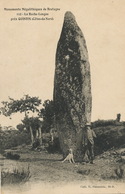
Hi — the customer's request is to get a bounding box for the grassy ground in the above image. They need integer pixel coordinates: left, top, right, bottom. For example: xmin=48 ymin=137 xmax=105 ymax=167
xmin=1 ymin=123 xmax=125 ymax=193
xmin=1 ymin=145 xmax=125 ymax=183
xmin=0 ymin=145 xmax=125 ymax=194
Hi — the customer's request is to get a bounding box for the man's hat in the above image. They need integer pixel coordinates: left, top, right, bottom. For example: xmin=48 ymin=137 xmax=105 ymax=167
xmin=85 ymin=122 xmax=91 ymax=127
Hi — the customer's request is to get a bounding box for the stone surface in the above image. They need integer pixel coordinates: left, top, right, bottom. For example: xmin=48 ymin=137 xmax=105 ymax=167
xmin=53 ymin=11 xmax=92 ymax=161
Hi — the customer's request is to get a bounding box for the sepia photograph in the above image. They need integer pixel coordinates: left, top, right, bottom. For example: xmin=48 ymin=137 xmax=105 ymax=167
xmin=0 ymin=0 xmax=125 ymax=193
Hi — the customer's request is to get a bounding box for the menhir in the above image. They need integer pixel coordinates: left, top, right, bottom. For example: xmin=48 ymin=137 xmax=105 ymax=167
xmin=53 ymin=11 xmax=92 ymax=162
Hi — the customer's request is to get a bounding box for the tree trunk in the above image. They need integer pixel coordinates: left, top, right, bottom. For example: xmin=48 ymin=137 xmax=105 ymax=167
xmin=30 ymin=126 xmax=34 ymax=146
xmin=36 ymin=129 xmax=39 ymax=138
xmin=38 ymin=127 xmax=42 ymax=145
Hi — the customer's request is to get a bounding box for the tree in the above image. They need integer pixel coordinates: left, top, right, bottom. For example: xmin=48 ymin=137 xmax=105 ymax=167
xmin=0 ymin=95 xmax=41 ymax=117
xmin=22 ymin=116 xmax=43 ymax=145
xmin=0 ymin=95 xmax=42 ymax=145
xmin=39 ymin=100 xmax=55 ymax=133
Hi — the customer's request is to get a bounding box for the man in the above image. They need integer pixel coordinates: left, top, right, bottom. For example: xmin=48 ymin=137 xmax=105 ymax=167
xmin=83 ymin=123 xmax=96 ymax=164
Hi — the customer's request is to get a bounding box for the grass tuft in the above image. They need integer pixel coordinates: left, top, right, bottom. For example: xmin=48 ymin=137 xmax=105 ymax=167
xmin=1 ymin=166 xmax=30 ymax=185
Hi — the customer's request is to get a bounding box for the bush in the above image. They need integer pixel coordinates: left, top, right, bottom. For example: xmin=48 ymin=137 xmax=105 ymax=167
xmin=32 ymin=138 xmax=40 ymax=149
xmin=4 ymin=152 xmax=20 ymax=160
xmin=92 ymin=119 xmax=116 ymax=128
xmin=0 ymin=129 xmax=31 ymax=153
xmin=94 ymin=125 xmax=125 ymax=155
xmin=46 ymin=137 xmax=61 ymax=153
xmin=101 ymin=166 xmax=124 ymax=180
xmin=1 ymin=166 xmax=30 ymax=185
xmin=114 ymin=166 xmax=124 ymax=179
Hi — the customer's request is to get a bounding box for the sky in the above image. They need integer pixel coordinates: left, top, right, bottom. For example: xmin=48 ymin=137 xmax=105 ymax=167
xmin=0 ymin=0 xmax=125 ymax=127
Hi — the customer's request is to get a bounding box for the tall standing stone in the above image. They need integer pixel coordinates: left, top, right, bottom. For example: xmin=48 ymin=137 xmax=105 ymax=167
xmin=53 ymin=12 xmax=92 ymax=161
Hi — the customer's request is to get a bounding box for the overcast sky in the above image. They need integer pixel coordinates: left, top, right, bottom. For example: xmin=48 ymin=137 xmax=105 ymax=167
xmin=0 ymin=0 xmax=125 ymax=127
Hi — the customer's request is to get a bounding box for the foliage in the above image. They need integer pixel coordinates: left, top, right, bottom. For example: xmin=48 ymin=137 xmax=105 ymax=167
xmin=16 ymin=123 xmax=25 ymax=132
xmin=39 ymin=100 xmax=55 ymax=132
xmin=114 ymin=165 xmax=124 ymax=179
xmin=4 ymin=152 xmax=20 ymax=160
xmin=46 ymin=137 xmax=61 ymax=153
xmin=0 ymin=95 xmax=42 ymax=144
xmin=1 ymin=166 xmax=30 ymax=185
xmin=0 ymin=95 xmax=41 ymax=117
xmin=0 ymin=96 xmax=55 ymax=134
xmin=94 ymin=125 xmax=125 ymax=155
xmin=0 ymin=129 xmax=30 ymax=153
xmin=101 ymin=165 xmax=124 ymax=180
xmin=92 ymin=119 xmax=116 ymax=128
xmin=32 ymin=138 xmax=40 ymax=149
xmin=21 ymin=116 xmax=42 ymax=133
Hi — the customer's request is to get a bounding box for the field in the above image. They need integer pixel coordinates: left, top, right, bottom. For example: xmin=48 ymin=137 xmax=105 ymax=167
xmin=1 ymin=144 xmax=125 ymax=194
xmin=0 ymin=122 xmax=125 ymax=194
